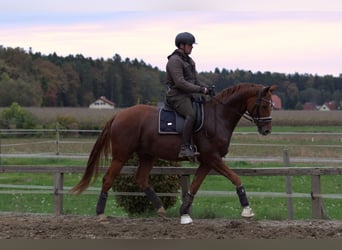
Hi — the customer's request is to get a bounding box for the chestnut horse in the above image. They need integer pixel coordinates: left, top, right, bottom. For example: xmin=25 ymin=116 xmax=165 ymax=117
xmin=71 ymin=83 xmax=277 ymax=224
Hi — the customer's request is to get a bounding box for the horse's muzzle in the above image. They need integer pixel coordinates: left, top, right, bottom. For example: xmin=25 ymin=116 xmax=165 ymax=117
xmin=255 ymin=117 xmax=272 ymax=136
xmin=258 ymin=127 xmax=271 ymax=135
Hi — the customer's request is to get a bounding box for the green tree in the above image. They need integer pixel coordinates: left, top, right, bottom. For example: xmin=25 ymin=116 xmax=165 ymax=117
xmin=105 ymin=62 xmax=123 ymax=106
xmin=60 ymin=63 xmax=80 ymax=106
xmin=282 ymin=81 xmax=300 ymax=109
xmin=0 ymin=78 xmax=42 ymax=106
xmin=299 ymin=87 xmax=322 ymax=104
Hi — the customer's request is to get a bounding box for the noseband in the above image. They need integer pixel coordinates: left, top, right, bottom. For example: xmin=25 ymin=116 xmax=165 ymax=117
xmin=243 ymin=87 xmax=273 ymax=125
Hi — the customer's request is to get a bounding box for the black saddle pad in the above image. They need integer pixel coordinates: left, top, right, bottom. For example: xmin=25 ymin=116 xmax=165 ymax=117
xmin=158 ymin=102 xmax=204 ymax=134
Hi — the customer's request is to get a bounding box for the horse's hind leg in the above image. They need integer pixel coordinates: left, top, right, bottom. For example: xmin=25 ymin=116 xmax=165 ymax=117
xmin=179 ymin=164 xmax=211 ymax=224
xmin=134 ymin=156 xmax=165 ymax=217
xmin=96 ymin=159 xmax=125 ymax=217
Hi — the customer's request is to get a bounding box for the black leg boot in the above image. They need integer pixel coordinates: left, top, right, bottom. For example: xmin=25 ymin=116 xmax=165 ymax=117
xmin=179 ymin=192 xmax=195 ymax=224
xmin=178 ymin=116 xmax=196 ymax=158
xmin=236 ymin=185 xmax=255 ymax=218
xmin=96 ymin=191 xmax=108 ymax=215
xmin=143 ymin=186 xmax=166 ymax=217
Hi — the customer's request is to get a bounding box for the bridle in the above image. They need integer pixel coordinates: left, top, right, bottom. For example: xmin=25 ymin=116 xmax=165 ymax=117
xmin=242 ymin=87 xmax=273 ymax=126
xmin=211 ymin=85 xmax=274 ymax=127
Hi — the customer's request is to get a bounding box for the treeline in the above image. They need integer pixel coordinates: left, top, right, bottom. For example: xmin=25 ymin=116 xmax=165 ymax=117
xmin=0 ymin=46 xmax=164 ymax=108
xmin=1 ymin=46 xmax=341 ymax=110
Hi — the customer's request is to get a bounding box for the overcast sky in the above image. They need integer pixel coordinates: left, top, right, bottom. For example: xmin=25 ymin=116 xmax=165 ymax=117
xmin=1 ymin=0 xmax=342 ymax=76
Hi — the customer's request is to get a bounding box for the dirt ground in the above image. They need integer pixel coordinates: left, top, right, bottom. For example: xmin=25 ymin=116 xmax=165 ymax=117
xmin=0 ymin=214 xmax=342 ymax=239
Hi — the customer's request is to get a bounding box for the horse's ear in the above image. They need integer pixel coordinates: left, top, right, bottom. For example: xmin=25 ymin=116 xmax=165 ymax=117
xmin=269 ymin=85 xmax=278 ymax=93
xmin=263 ymin=85 xmax=277 ymax=94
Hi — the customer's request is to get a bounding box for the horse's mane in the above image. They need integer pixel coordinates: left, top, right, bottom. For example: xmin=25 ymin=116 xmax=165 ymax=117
xmin=215 ymin=83 xmax=263 ymax=104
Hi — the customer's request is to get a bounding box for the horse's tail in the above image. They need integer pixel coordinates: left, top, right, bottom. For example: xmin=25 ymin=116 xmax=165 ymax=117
xmin=70 ymin=115 xmax=115 ymax=195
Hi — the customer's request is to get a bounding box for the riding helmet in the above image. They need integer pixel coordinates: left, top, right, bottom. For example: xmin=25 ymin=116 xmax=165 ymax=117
xmin=175 ymin=32 xmax=196 ymax=47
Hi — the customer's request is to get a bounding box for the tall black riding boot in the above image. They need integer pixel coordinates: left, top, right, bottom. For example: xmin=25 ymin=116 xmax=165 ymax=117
xmin=178 ymin=116 xmax=196 ymax=158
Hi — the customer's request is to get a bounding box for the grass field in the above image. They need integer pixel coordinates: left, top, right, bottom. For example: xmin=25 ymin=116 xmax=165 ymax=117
xmin=0 ymin=109 xmax=342 ymax=220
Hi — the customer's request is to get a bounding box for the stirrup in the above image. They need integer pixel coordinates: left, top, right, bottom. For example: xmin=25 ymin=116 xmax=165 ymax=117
xmin=178 ymin=150 xmax=194 ymax=158
xmin=178 ymin=144 xmax=194 ymax=158
xmin=190 ymin=145 xmax=200 ymax=156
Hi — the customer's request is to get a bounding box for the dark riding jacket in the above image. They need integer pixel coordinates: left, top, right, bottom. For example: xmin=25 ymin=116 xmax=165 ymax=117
xmin=165 ymin=49 xmax=206 ymax=98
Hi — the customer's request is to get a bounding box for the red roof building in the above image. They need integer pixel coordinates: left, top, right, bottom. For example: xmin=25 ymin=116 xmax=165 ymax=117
xmin=89 ymin=96 xmax=115 ymax=109
xmin=271 ymin=95 xmax=282 ymax=110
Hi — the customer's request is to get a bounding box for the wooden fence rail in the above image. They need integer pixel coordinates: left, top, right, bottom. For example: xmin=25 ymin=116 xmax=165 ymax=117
xmin=1 ymin=165 xmax=342 ymax=219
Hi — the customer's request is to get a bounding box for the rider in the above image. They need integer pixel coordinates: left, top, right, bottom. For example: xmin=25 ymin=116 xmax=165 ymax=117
xmin=165 ymin=32 xmax=209 ymax=158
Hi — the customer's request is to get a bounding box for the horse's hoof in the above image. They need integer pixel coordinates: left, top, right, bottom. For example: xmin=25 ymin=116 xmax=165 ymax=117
xmin=180 ymin=214 xmax=193 ymax=225
xmin=157 ymin=207 xmax=166 ymax=218
xmin=157 ymin=207 xmax=172 ymax=221
xmin=97 ymin=214 xmax=109 ymax=224
xmin=241 ymin=206 xmax=255 ymax=218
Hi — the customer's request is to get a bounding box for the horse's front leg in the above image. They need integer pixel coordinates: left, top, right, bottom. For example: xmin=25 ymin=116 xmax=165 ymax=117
xmin=213 ymin=162 xmax=255 ymax=219
xmin=179 ymin=164 xmax=211 ymax=224
xmin=236 ymin=185 xmax=255 ymax=218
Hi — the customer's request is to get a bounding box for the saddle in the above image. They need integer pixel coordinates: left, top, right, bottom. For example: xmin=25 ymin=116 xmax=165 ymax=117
xmin=158 ymin=100 xmax=204 ymax=134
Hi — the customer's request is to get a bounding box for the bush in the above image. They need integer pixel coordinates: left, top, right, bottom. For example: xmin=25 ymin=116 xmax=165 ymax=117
xmin=0 ymin=102 xmax=39 ymax=129
xmin=112 ymin=156 xmax=181 ymax=215
xmin=56 ymin=115 xmax=78 ymax=130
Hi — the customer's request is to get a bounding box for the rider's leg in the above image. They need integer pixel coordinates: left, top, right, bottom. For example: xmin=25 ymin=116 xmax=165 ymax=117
xmin=178 ymin=115 xmax=196 ymax=158
xmin=176 ymin=98 xmax=197 ymax=158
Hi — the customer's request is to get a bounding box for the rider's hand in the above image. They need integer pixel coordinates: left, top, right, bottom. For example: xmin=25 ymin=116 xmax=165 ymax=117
xmin=200 ymin=87 xmax=209 ymax=95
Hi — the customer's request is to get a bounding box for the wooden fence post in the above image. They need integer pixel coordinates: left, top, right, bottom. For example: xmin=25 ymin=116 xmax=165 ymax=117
xmin=311 ymin=175 xmax=326 ymax=219
xmin=55 ymin=124 xmax=60 ymax=155
xmin=0 ymin=136 xmax=2 ymax=169
xmin=54 ymin=172 xmax=64 ymax=215
xmin=283 ymin=148 xmax=294 ymax=220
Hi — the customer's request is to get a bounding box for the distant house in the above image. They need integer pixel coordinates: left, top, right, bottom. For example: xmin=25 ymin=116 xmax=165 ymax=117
xmin=319 ymin=101 xmax=336 ymax=111
xmin=319 ymin=104 xmax=330 ymax=111
xmin=271 ymin=95 xmax=282 ymax=110
xmin=303 ymin=102 xmax=317 ymax=110
xmin=303 ymin=101 xmax=336 ymax=111
xmin=89 ymin=96 xmax=115 ymax=109
xmin=324 ymin=101 xmax=336 ymax=110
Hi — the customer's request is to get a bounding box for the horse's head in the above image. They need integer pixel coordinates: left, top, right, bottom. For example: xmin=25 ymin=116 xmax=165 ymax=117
xmin=245 ymin=85 xmax=277 ymax=135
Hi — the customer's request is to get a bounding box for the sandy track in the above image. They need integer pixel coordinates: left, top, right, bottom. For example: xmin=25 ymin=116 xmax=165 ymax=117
xmin=1 ymin=214 xmax=342 ymax=239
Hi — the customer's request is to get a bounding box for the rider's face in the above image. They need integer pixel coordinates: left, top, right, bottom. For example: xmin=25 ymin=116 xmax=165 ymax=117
xmin=184 ymin=44 xmax=193 ymax=55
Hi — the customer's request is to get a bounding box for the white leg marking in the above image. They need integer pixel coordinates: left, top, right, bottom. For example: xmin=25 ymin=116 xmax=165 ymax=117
xmin=241 ymin=206 xmax=255 ymax=218
xmin=180 ymin=214 xmax=193 ymax=225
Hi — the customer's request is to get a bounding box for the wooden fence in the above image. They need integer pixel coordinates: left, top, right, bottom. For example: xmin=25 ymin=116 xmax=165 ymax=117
xmin=1 ymin=164 xmax=341 ymax=219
